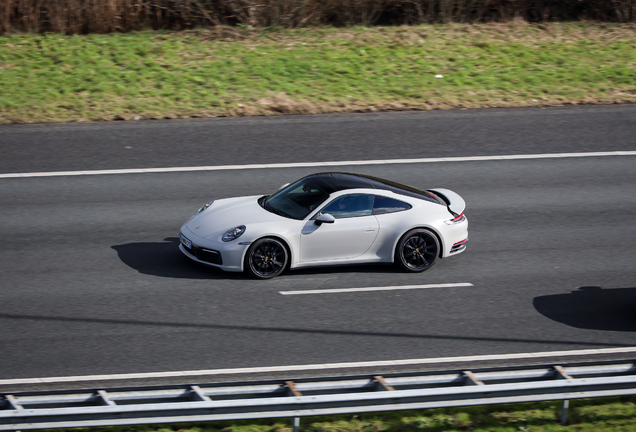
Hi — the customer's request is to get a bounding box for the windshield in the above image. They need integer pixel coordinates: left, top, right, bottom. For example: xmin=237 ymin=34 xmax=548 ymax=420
xmin=263 ymin=177 xmax=330 ymax=220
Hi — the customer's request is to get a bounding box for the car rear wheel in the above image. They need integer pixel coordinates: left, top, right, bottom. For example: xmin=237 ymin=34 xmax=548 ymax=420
xmin=395 ymin=228 xmax=439 ymax=272
xmin=245 ymin=238 xmax=288 ymax=279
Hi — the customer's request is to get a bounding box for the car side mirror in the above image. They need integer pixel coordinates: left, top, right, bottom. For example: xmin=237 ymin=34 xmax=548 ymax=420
xmin=315 ymin=213 xmax=335 ymax=225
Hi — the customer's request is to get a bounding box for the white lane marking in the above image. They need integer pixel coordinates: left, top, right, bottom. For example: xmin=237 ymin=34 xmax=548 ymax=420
xmin=2 ymin=151 xmax=636 ymax=179
xmin=279 ymin=282 xmax=473 ymax=295
xmin=1 ymin=347 xmax=635 ymax=385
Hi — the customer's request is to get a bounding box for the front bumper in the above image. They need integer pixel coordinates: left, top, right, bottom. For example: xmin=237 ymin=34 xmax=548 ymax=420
xmin=179 ymin=228 xmax=247 ymax=272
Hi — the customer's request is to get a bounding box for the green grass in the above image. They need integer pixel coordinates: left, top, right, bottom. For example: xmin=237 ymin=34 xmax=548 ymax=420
xmin=42 ymin=397 xmax=636 ymax=432
xmin=1 ymin=22 xmax=636 ymax=124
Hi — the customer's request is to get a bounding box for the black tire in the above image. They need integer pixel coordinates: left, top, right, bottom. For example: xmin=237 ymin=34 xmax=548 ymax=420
xmin=244 ymin=238 xmax=288 ymax=279
xmin=395 ymin=228 xmax=439 ymax=272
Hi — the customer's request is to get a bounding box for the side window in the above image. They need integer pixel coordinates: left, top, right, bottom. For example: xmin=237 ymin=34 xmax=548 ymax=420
xmin=320 ymin=194 xmax=374 ymax=219
xmin=373 ymin=196 xmax=412 ymax=215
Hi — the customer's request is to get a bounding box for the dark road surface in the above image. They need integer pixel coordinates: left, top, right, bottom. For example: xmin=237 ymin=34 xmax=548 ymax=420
xmin=1 ymin=105 xmax=635 ymax=391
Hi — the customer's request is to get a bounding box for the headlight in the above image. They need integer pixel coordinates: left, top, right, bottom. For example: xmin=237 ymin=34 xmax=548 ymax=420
xmin=197 ymin=201 xmax=214 ymax=214
xmin=222 ymin=225 xmax=246 ymax=242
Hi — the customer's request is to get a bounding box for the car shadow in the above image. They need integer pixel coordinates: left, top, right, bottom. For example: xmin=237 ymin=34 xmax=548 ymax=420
xmin=112 ymin=237 xmax=402 ymax=280
xmin=111 ymin=237 xmax=247 ymax=280
xmin=533 ymin=286 xmax=636 ymax=332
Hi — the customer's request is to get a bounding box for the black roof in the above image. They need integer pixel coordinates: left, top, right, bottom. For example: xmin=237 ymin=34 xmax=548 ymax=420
xmin=302 ymin=173 xmax=440 ymax=204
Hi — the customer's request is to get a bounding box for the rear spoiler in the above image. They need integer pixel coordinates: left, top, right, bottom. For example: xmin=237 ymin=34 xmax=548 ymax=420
xmin=426 ymin=188 xmax=466 ymax=216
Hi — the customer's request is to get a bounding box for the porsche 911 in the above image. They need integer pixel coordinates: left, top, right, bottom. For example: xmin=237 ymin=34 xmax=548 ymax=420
xmin=179 ymin=172 xmax=467 ymax=279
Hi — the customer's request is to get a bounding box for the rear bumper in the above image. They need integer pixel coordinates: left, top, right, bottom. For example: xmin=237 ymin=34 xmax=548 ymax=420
xmin=440 ymin=216 xmax=468 ymax=257
xmin=449 ymin=238 xmax=468 ymax=255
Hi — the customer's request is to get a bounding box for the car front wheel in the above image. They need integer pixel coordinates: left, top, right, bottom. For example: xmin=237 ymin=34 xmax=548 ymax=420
xmin=245 ymin=238 xmax=288 ymax=279
xmin=395 ymin=228 xmax=439 ymax=272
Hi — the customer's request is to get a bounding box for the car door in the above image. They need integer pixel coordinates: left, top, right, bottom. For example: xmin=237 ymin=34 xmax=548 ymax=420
xmin=300 ymin=194 xmax=379 ymax=262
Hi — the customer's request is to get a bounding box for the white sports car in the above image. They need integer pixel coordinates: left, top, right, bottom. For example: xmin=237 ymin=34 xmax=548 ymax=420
xmin=179 ymin=173 xmax=468 ymax=279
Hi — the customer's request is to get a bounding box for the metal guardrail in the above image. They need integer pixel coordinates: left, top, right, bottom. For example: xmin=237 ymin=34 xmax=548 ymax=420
xmin=1 ymin=360 xmax=635 ymax=431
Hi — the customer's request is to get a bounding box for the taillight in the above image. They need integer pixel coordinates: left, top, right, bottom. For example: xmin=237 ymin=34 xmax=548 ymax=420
xmin=445 ymin=212 xmax=466 ymax=225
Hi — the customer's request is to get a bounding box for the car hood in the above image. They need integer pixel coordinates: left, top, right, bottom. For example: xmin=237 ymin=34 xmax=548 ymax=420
xmin=184 ymin=195 xmax=282 ymax=239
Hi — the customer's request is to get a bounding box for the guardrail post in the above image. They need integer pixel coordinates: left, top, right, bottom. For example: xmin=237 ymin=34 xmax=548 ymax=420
xmin=286 ymin=381 xmax=302 ymax=432
xmin=560 ymin=400 xmax=569 ymax=426
xmin=554 ymin=365 xmax=573 ymax=425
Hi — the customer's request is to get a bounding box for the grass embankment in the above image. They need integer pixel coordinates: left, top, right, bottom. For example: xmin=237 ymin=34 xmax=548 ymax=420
xmin=50 ymin=397 xmax=636 ymax=432
xmin=0 ymin=22 xmax=635 ymax=124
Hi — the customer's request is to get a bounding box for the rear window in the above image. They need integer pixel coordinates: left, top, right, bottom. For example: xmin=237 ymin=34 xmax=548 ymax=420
xmin=373 ymin=197 xmax=412 ymax=215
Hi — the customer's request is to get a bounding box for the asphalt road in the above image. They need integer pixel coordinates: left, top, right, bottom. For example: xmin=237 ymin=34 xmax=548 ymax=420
xmin=1 ymin=105 xmax=635 ymax=391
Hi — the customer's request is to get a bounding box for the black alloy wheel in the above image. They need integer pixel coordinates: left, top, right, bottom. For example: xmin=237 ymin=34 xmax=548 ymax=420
xmin=396 ymin=228 xmax=439 ymax=272
xmin=245 ymin=238 xmax=288 ymax=279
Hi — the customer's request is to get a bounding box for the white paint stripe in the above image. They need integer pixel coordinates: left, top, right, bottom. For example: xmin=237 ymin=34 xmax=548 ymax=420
xmin=279 ymin=282 xmax=473 ymax=295
xmin=2 ymin=151 xmax=636 ymax=179
xmin=2 ymin=347 xmax=635 ymax=385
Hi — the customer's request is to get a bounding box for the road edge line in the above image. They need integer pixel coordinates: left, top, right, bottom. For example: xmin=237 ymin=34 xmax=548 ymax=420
xmin=2 ymin=347 xmax=636 ymax=385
